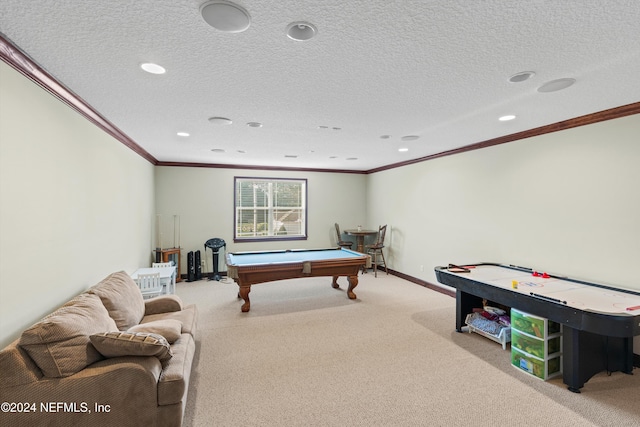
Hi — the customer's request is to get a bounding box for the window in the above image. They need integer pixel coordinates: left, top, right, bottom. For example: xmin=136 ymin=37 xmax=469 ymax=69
xmin=234 ymin=177 xmax=307 ymax=242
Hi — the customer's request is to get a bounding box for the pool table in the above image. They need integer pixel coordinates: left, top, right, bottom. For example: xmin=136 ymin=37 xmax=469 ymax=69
xmin=226 ymin=247 xmax=370 ymax=312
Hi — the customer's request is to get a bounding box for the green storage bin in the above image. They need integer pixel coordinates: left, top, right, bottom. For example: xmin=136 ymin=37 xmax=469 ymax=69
xmin=511 ymin=308 xmax=560 ymax=338
xmin=511 ymin=347 xmax=562 ymax=380
xmin=511 ymin=329 xmax=561 ymax=358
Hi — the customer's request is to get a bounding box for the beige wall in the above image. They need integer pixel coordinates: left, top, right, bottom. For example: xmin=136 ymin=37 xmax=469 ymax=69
xmin=154 ymin=166 xmax=368 ymax=272
xmin=2 ymin=57 xmax=639 ymax=354
xmin=366 ymin=114 xmax=640 ymax=353
xmin=367 ymin=114 xmax=640 ymax=291
xmin=0 ymin=63 xmax=155 ymax=348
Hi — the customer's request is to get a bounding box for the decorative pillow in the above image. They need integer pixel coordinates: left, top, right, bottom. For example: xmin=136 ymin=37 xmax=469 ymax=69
xmin=128 ymin=319 xmax=182 ymax=344
xmin=90 ymin=331 xmax=172 ymax=362
xmin=88 ymin=271 xmax=145 ymax=330
xmin=19 ymin=293 xmax=118 ymax=377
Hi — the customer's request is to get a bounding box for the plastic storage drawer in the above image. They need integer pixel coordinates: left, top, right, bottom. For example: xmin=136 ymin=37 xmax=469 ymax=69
xmin=511 ymin=347 xmax=562 ymax=380
xmin=511 ymin=308 xmax=560 ymax=338
xmin=511 ymin=329 xmax=561 ymax=359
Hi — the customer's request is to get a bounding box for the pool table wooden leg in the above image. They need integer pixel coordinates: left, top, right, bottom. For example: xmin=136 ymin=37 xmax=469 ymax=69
xmin=347 ymin=275 xmax=358 ymax=299
xmin=238 ymin=285 xmax=251 ymax=312
xmin=331 ymin=276 xmax=340 ymax=289
xmin=331 ymin=276 xmax=358 ymax=299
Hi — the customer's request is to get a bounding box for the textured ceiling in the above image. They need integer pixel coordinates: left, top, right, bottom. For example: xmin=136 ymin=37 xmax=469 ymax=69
xmin=1 ymin=1 xmax=639 ymax=171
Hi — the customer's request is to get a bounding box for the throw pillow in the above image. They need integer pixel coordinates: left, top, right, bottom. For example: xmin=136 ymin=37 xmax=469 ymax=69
xmin=19 ymin=293 xmax=118 ymax=377
xmin=128 ymin=319 xmax=182 ymax=344
xmin=90 ymin=331 xmax=172 ymax=362
xmin=88 ymin=271 xmax=145 ymax=330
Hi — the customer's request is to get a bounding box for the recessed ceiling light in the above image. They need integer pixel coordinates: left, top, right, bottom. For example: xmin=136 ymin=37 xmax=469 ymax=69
xmin=499 ymin=115 xmax=516 ymax=121
xmin=200 ymin=1 xmax=251 ymax=33
xmin=247 ymin=122 xmax=262 ymax=128
xmin=211 ymin=148 xmax=225 ymax=152
xmin=177 ymin=132 xmax=190 ymax=137
xmin=208 ymin=116 xmax=232 ymax=125
xmin=140 ymin=63 xmax=166 ymax=74
xmin=401 ymin=135 xmax=419 ymax=141
xmin=380 ymin=135 xmax=391 ymax=139
xmin=329 ymin=156 xmax=337 ymax=159
xmin=237 ymin=150 xmax=246 ymax=153
xmin=538 ymin=78 xmax=576 ymax=93
xmin=284 ymin=155 xmax=298 ymax=158
xmin=318 ymin=125 xmax=329 ymax=129
xmin=332 ymin=127 xmax=341 ymax=130
xmin=398 ymin=148 xmax=409 ymax=152
xmin=286 ymin=22 xmax=317 ymax=41
xmin=509 ymin=71 xmax=535 ymax=83
xmin=346 ymin=157 xmax=358 ymax=161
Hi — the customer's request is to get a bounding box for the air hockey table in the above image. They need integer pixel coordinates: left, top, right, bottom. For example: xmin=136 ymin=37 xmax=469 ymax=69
xmin=435 ymin=263 xmax=640 ymax=392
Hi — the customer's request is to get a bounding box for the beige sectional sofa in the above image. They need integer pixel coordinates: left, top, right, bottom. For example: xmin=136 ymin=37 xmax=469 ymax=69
xmin=0 ymin=271 xmax=197 ymax=427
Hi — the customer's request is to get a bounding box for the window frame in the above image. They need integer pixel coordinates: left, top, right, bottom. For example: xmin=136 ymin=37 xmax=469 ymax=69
xmin=233 ymin=176 xmax=308 ymax=243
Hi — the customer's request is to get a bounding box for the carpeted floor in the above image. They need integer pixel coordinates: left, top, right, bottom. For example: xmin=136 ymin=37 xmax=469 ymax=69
xmin=176 ymin=272 xmax=640 ymax=426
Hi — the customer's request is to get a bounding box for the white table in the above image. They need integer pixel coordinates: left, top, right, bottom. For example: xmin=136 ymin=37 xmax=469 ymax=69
xmin=130 ymin=266 xmax=177 ymax=295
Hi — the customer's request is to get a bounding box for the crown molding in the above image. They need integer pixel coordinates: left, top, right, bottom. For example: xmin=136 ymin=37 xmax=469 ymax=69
xmin=156 ymin=161 xmax=367 ymax=174
xmin=0 ymin=33 xmax=157 ymax=164
xmin=366 ymin=101 xmax=640 ymax=174
xmin=3 ymin=33 xmax=637 ymax=174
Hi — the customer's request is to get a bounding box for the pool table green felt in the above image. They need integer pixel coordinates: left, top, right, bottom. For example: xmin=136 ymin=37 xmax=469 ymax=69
xmin=226 ymin=248 xmax=370 ymax=312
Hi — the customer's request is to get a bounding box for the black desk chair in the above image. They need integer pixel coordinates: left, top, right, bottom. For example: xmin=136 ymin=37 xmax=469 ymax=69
xmin=204 ymin=238 xmax=226 ymax=281
xmin=334 ymin=223 xmax=353 ymax=249
xmin=365 ymin=225 xmax=387 ymax=277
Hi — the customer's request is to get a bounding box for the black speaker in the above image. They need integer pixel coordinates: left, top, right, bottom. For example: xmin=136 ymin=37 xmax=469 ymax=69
xmin=195 ymin=250 xmax=202 ymax=280
xmin=187 ymin=251 xmax=195 ymax=282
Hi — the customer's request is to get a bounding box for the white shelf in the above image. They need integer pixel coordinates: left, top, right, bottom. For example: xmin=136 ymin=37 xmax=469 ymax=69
xmin=465 ymin=313 xmax=511 ymax=350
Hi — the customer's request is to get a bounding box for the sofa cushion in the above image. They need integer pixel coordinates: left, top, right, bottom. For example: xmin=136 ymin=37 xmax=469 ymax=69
xmin=144 ymin=294 xmax=183 ymax=315
xmin=18 ymin=293 xmax=118 ymax=377
xmin=0 ymin=339 xmax=43 ymax=387
xmin=158 ymin=334 xmax=195 ymax=406
xmin=90 ymin=331 xmax=173 ymax=362
xmin=128 ymin=319 xmax=182 ymax=344
xmin=141 ymin=304 xmax=198 ymax=337
xmin=89 ymin=271 xmax=145 ymax=330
